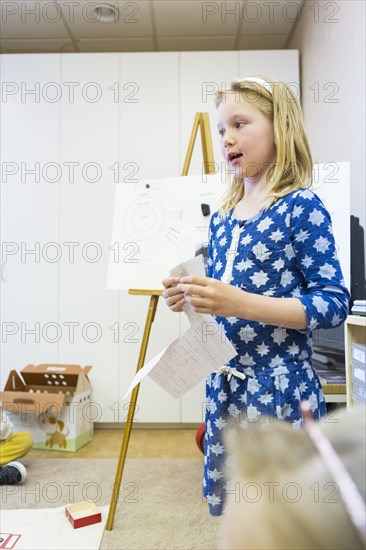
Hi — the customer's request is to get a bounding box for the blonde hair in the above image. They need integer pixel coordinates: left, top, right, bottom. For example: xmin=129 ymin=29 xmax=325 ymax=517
xmin=221 ymin=407 xmax=366 ymax=550
xmin=215 ymin=75 xmax=313 ymax=216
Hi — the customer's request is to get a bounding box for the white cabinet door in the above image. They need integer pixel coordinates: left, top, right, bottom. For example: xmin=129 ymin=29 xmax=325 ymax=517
xmin=0 ymin=55 xmax=60 ymax=380
xmin=58 ymin=54 xmax=120 ymax=422
xmin=118 ymin=52 xmax=181 ymax=422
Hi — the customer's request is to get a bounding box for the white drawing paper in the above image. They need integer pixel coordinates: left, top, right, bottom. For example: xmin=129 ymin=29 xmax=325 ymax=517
xmin=107 ymin=172 xmax=229 ymax=290
xmin=0 ymin=505 xmax=108 ymax=550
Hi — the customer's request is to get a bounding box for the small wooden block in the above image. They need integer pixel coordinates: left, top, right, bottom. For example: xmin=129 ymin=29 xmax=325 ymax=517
xmin=65 ymin=501 xmax=102 ymax=529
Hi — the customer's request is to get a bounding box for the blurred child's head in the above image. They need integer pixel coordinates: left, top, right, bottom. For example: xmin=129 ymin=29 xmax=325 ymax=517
xmin=221 ymin=406 xmax=366 ymax=550
xmin=215 ymin=76 xmax=313 ymax=215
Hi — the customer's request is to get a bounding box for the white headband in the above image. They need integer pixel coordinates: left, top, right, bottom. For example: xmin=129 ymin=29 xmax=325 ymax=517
xmin=242 ymin=77 xmax=273 ymax=95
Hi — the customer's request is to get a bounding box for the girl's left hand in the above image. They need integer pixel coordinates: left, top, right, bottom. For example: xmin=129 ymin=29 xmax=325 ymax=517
xmin=177 ymin=276 xmax=245 ymax=317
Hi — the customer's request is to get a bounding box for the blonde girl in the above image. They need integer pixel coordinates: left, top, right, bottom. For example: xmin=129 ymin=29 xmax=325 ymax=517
xmin=162 ymin=76 xmax=350 ymax=516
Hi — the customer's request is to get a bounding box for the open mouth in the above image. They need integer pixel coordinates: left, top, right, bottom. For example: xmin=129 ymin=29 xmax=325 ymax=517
xmin=228 ymin=152 xmax=243 ymax=162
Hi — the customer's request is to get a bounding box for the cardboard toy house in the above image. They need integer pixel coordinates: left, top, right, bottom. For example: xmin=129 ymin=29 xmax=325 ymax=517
xmin=0 ymin=364 xmax=94 ymax=452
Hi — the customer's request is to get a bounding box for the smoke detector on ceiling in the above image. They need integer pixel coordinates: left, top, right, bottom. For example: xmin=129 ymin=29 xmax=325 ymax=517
xmin=93 ymin=3 xmax=119 ymax=23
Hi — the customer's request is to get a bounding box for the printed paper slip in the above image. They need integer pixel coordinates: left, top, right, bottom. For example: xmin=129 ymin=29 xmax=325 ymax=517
xmin=123 ymin=255 xmax=237 ymax=399
xmin=123 ymin=348 xmax=167 ymax=399
xmin=148 ymin=315 xmax=237 ymax=398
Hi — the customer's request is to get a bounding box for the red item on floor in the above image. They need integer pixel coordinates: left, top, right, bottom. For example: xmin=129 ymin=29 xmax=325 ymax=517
xmin=65 ymin=501 xmax=102 ymax=529
xmin=196 ymin=423 xmax=205 ymax=454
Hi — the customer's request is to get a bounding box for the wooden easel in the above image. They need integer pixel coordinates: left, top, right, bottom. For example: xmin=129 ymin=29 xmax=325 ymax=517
xmin=106 ymin=112 xmax=215 ymax=530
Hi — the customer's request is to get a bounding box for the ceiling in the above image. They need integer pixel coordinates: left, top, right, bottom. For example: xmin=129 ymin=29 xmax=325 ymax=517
xmin=0 ymin=0 xmax=304 ymax=54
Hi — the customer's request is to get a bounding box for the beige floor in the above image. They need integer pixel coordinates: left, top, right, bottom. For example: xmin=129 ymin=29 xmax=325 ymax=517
xmin=27 ymin=429 xmax=203 ymax=459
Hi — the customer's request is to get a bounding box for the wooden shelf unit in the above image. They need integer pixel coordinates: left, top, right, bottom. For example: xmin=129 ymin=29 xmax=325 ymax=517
xmin=321 ymin=383 xmax=346 ymax=404
xmin=345 ymin=315 xmax=366 ymax=407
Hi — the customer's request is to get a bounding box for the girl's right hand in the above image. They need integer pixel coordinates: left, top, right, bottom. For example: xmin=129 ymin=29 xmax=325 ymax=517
xmin=162 ymin=276 xmax=185 ymax=312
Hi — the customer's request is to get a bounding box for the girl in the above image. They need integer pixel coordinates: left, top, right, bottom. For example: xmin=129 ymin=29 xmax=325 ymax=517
xmin=162 ymin=76 xmax=350 ymax=516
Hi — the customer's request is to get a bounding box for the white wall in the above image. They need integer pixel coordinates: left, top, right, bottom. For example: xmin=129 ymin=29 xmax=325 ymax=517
xmin=287 ymin=0 xmax=366 ymax=241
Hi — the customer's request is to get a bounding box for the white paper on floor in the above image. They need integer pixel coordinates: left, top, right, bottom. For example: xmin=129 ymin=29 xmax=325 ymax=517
xmin=0 ymin=505 xmax=108 ymax=550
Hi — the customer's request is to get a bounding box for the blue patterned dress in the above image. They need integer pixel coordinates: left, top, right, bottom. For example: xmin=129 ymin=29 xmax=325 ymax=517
xmin=203 ymin=188 xmax=350 ymax=516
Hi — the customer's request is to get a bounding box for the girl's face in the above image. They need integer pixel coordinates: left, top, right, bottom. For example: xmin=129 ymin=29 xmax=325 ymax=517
xmin=217 ymin=93 xmax=276 ymax=183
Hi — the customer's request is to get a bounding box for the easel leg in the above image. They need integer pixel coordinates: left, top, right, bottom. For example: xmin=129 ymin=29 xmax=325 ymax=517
xmin=106 ymin=111 xmax=214 ymax=530
xmin=106 ymin=294 xmax=160 ymax=531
